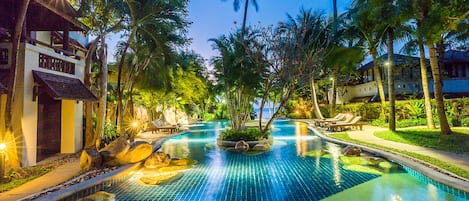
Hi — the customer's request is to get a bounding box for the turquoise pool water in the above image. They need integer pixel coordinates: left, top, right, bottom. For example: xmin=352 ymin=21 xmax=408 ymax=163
xmin=103 ymin=120 xmax=468 ymax=201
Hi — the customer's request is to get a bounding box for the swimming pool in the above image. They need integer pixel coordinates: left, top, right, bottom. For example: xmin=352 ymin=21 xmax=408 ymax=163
xmin=101 ymin=120 xmax=468 ymax=201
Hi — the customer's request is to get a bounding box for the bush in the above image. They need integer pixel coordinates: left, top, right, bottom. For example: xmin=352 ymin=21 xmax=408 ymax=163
xmin=220 ymin=127 xmax=269 ymax=141
xmin=102 ymin=122 xmax=119 ymax=145
xmin=462 ymin=117 xmax=469 ymax=127
xmin=287 ymin=112 xmax=305 ymax=119
xmin=372 ymin=118 xmax=434 ymax=128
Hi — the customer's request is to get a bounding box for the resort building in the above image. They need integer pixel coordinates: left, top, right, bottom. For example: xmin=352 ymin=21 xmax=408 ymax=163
xmin=0 ymin=0 xmax=95 ymax=166
xmin=334 ymin=51 xmax=469 ymax=104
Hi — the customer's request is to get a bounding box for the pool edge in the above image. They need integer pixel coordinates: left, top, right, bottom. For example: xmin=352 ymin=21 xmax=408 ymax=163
xmin=300 ymin=121 xmax=469 ymax=194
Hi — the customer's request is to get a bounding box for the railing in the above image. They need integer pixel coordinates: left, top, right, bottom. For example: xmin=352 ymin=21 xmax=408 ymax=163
xmin=39 ymin=53 xmax=75 ymax=75
xmin=0 ymin=48 xmax=8 ymax=65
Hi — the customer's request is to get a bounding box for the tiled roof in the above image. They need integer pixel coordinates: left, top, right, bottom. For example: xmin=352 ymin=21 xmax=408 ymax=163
xmin=33 ymin=70 xmax=97 ymax=101
xmin=358 ymin=54 xmax=422 ymax=71
xmin=444 ymin=50 xmax=469 ymax=63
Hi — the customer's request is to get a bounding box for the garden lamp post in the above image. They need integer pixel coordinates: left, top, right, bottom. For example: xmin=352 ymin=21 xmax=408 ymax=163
xmin=0 ymin=143 xmax=6 ymax=181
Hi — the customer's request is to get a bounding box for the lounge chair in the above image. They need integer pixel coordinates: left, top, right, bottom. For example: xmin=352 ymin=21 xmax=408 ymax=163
xmin=147 ymin=120 xmax=178 ymax=133
xmin=313 ymin=113 xmax=345 ymax=126
xmin=321 ymin=113 xmax=354 ymax=127
xmin=326 ymin=116 xmax=363 ymax=132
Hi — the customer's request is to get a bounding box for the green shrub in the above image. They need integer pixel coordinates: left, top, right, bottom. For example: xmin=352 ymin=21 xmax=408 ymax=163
xmin=287 ymin=113 xmax=305 ymax=119
xmin=220 ymin=127 xmax=269 ymax=141
xmin=462 ymin=117 xmax=469 ymax=127
xmin=102 ymin=122 xmax=119 ymax=144
xmin=372 ymin=118 xmax=434 ymax=128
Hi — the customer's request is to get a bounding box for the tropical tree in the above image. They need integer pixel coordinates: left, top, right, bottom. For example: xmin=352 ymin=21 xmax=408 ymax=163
xmin=376 ymin=0 xmax=412 ymax=131
xmin=211 ymin=30 xmax=266 ymax=130
xmin=115 ymin=0 xmax=189 ymax=133
xmin=224 ymin=0 xmax=259 ymax=37
xmin=74 ymin=0 xmax=125 ymax=148
xmin=324 ymin=13 xmax=364 ymax=114
xmin=3 ymin=0 xmax=30 ymax=170
xmin=348 ymin=1 xmax=388 ymax=113
xmin=417 ymin=0 xmax=468 ymax=134
xmin=255 ymin=10 xmax=334 ymax=136
xmin=399 ymin=1 xmax=435 ymax=129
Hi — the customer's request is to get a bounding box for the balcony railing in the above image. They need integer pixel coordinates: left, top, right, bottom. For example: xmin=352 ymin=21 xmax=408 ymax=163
xmin=0 ymin=48 xmax=7 ymax=65
xmin=39 ymin=53 xmax=75 ymax=75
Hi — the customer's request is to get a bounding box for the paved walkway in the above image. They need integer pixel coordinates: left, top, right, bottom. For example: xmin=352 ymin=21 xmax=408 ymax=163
xmin=0 ymin=156 xmax=81 ymax=201
xmin=313 ymin=122 xmax=469 ymax=171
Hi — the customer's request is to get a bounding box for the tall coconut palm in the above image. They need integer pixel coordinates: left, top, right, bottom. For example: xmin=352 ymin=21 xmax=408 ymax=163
xmin=224 ymin=0 xmax=258 ymax=37
xmin=399 ymin=1 xmax=436 ymax=129
xmin=378 ymin=0 xmax=412 ymax=131
xmin=417 ymin=0 xmax=468 ymax=134
xmin=348 ymin=1 xmax=388 ymax=113
xmin=115 ymin=0 xmax=189 ymax=133
xmin=211 ymin=30 xmax=265 ymax=130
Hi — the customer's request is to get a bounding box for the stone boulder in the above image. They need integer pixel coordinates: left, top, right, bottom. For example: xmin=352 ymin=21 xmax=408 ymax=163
xmin=100 ymin=137 xmax=130 ymax=165
xmin=78 ymin=191 xmax=115 ymax=201
xmin=80 ymin=149 xmax=102 ymax=170
xmin=342 ymin=146 xmax=361 ymax=156
xmin=138 ymin=172 xmax=183 ymax=186
xmin=252 ymin=142 xmax=271 ymax=151
xmin=144 ymin=152 xmax=171 ymax=169
xmin=116 ymin=142 xmax=153 ymax=165
xmin=234 ymin=140 xmax=249 ymax=151
xmin=170 ymin=158 xmax=195 ymax=166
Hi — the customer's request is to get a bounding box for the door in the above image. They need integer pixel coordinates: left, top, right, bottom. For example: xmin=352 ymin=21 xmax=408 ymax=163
xmin=37 ymin=92 xmax=61 ymax=161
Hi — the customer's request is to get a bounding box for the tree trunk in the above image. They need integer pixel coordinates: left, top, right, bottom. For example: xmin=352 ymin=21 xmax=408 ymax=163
xmin=241 ymin=0 xmax=249 ymax=37
xmin=330 ymin=68 xmax=338 ymax=116
xmin=84 ymin=39 xmax=98 ymax=149
xmin=4 ymin=0 xmax=30 ymax=170
xmin=427 ymin=43 xmax=451 ymax=134
xmin=371 ymin=50 xmax=386 ymax=112
xmin=116 ymin=32 xmax=134 ymax=134
xmin=96 ymin=36 xmax=108 ymax=149
xmin=310 ymin=77 xmax=324 ymax=119
xmin=260 ymin=85 xmax=294 ymax=138
xmin=418 ymin=36 xmax=435 ymax=129
xmin=387 ymin=29 xmax=396 ymax=131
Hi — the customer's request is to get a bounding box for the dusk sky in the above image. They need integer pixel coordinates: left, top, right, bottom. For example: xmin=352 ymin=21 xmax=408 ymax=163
xmin=108 ymin=0 xmax=353 ymax=64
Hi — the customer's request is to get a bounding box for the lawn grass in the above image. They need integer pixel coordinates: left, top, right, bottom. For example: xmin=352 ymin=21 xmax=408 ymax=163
xmin=374 ymin=128 xmax=469 ymax=153
xmin=329 ymin=133 xmax=469 ymax=180
xmin=0 ymin=166 xmax=52 ymax=192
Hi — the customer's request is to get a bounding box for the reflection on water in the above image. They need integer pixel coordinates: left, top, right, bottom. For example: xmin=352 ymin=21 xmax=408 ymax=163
xmin=327 ymin=142 xmax=343 ymax=187
xmin=103 ymin=120 xmax=468 ymax=201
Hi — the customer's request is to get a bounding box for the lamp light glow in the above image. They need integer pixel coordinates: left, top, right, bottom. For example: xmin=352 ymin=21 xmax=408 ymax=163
xmin=0 ymin=143 xmax=6 ymax=151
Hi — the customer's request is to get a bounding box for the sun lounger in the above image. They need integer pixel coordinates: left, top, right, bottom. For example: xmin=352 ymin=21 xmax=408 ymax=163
xmin=320 ymin=113 xmax=354 ymax=127
xmin=147 ymin=120 xmax=178 ymax=133
xmin=326 ymin=116 xmax=363 ymax=132
xmin=313 ymin=113 xmax=345 ymax=126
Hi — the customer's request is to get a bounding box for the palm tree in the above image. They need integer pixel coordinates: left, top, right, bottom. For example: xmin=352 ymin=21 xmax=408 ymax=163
xmin=379 ymin=0 xmax=412 ymax=131
xmin=3 ymin=0 xmax=30 ymax=170
xmin=284 ymin=9 xmax=333 ymax=119
xmin=348 ymin=1 xmax=388 ymax=114
xmin=224 ymin=0 xmax=258 ymax=37
xmin=211 ymin=30 xmax=265 ymax=130
xmin=417 ymin=0 xmax=468 ymax=134
xmin=399 ymin=1 xmax=436 ymax=129
xmin=115 ymin=0 xmax=189 ymax=133
xmin=75 ymin=0 xmax=125 ymax=148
